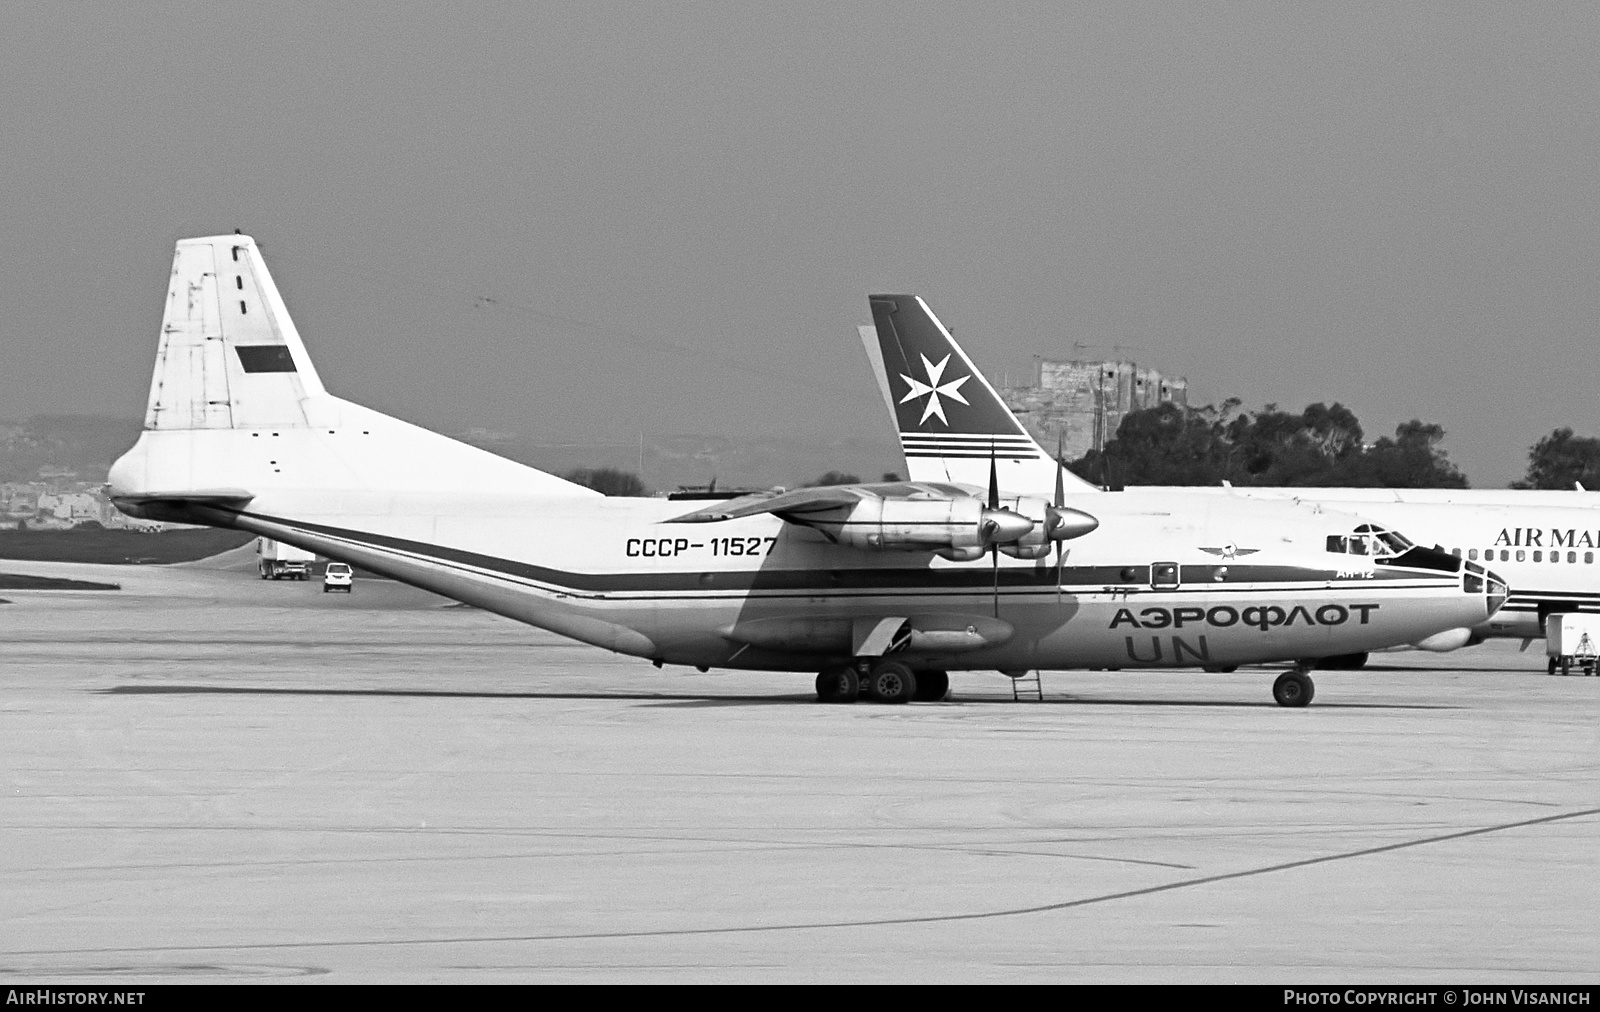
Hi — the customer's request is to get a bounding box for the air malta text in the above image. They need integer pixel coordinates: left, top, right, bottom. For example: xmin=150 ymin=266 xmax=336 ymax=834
xmin=1495 ymin=528 xmax=1600 ymax=548
xmin=1110 ymin=603 xmax=1379 ymax=631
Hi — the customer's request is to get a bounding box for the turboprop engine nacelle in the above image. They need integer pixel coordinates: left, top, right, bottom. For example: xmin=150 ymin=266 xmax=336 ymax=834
xmin=810 ymin=497 xmax=1035 ymax=554
xmin=995 ymin=496 xmax=1101 ymax=559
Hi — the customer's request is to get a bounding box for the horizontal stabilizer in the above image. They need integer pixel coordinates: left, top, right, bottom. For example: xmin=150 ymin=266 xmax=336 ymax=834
xmin=110 ymin=488 xmax=255 ymax=507
xmin=108 ymin=487 xmax=255 ymax=525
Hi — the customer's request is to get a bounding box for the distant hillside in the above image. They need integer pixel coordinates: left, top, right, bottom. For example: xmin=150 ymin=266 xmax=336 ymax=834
xmin=0 ymin=415 xmax=142 ymax=484
xmin=0 ymin=415 xmax=905 ymax=494
xmin=455 ymin=431 xmax=903 ymax=492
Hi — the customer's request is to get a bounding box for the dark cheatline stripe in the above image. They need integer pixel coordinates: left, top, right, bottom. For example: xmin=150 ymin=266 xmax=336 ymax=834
xmin=901 ymin=434 xmax=1038 ymax=443
xmin=901 ymin=442 xmax=1038 ymax=450
xmin=228 ymin=509 xmax=1449 ymax=598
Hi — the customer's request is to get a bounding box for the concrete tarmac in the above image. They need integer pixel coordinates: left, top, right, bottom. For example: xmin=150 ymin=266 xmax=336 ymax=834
xmin=2 ymin=568 xmax=1598 ymax=983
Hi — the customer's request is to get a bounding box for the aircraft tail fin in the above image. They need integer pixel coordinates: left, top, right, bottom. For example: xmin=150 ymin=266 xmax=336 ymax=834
xmin=862 ymin=295 xmax=1099 ymax=494
xmin=110 ymin=234 xmax=597 ymax=503
xmin=143 ymin=234 xmax=327 ymax=431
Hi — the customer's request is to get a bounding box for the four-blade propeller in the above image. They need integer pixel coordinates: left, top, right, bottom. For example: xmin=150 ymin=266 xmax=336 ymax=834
xmin=976 ymin=435 xmax=1101 ymax=613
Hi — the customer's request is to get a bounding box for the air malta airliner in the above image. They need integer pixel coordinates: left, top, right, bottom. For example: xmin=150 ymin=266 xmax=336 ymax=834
xmin=859 ymin=295 xmax=1584 ymax=662
xmin=106 ymin=237 xmax=1504 ymax=707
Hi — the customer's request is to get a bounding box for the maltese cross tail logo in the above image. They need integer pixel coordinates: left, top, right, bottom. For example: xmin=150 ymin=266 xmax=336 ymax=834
xmin=899 ymin=353 xmax=971 ymax=426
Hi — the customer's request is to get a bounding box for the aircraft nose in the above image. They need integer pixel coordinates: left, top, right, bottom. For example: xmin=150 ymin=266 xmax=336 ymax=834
xmin=980 ymin=508 xmax=1036 ymax=545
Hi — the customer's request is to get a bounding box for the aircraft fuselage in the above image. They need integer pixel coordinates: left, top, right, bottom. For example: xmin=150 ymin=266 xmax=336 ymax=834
xmin=118 ymin=479 xmax=1498 ymax=673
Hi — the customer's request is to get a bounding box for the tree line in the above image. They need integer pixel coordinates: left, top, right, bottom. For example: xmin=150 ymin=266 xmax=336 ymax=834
xmin=1066 ymin=400 xmax=1600 ymax=491
xmin=1510 ymin=428 xmax=1600 ymax=490
xmin=557 ymin=408 xmax=1600 ymax=494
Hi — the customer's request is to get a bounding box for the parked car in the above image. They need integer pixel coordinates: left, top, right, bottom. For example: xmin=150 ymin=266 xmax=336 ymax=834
xmin=322 ymin=562 xmax=354 ymax=593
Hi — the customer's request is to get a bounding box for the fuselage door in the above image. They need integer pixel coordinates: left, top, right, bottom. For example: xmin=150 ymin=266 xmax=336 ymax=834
xmin=1151 ymin=562 xmax=1180 ymax=589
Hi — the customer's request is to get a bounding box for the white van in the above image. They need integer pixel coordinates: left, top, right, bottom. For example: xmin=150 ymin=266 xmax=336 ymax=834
xmin=322 ymin=562 xmax=354 ymax=593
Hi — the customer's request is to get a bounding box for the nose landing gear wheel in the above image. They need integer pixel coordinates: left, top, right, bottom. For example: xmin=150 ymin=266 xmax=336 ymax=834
xmin=866 ymin=661 xmax=917 ymax=704
xmin=815 ymin=666 xmax=860 ymax=703
xmin=1272 ymin=670 xmax=1314 ymax=708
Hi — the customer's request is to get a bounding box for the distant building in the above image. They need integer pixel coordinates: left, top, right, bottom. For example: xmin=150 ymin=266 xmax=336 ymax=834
xmin=1 ymin=483 xmax=43 ymax=516
xmin=1003 ymin=358 xmax=1188 ymax=462
xmin=0 ymin=481 xmax=168 ymax=530
xmin=51 ymin=492 xmax=102 ymax=522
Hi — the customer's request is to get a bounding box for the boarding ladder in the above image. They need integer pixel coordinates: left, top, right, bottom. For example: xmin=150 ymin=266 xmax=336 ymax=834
xmin=1009 ymin=669 xmax=1043 ymax=701
xmin=1575 ymin=633 xmax=1598 ymax=677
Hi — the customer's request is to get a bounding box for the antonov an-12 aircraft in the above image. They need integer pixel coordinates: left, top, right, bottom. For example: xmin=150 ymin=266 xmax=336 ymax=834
xmin=108 ymin=237 xmax=1504 ymax=707
xmin=859 ymin=294 xmax=1583 ymax=663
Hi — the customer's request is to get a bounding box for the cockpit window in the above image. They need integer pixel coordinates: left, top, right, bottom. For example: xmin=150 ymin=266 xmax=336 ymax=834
xmin=1326 ymin=524 xmax=1414 ymax=558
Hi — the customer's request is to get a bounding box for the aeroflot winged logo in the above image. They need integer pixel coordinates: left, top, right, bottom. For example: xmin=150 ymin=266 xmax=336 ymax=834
xmin=1199 ymin=544 xmax=1260 ymax=560
xmin=899 ymin=354 xmax=971 ymax=426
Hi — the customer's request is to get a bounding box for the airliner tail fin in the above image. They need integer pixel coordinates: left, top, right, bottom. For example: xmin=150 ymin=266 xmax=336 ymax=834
xmin=862 ymin=295 xmax=1098 ymax=494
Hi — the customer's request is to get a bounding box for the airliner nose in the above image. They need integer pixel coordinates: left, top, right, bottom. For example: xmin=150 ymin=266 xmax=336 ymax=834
xmin=980 ymin=508 xmax=1035 ymax=545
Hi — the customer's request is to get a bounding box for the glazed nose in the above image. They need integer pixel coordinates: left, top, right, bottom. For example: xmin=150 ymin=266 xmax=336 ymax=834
xmin=1482 ymin=571 xmax=1508 ymax=617
xmin=1465 ymin=564 xmax=1508 ymax=617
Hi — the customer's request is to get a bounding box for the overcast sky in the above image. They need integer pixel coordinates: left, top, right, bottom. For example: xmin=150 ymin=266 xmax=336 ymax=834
xmin=3 ymin=2 xmax=1596 ymax=486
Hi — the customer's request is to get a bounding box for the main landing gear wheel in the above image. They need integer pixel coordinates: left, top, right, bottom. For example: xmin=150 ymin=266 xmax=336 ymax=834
xmin=866 ymin=661 xmax=917 ymax=704
xmin=913 ymin=670 xmax=949 ymax=702
xmin=1272 ymin=670 xmax=1315 ymax=708
xmin=815 ymin=665 xmax=860 ymax=703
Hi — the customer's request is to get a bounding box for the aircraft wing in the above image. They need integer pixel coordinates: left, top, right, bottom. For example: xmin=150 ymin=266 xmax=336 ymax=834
xmin=666 ymin=485 xmax=878 ymax=523
xmin=665 ymin=479 xmax=1078 ymax=560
